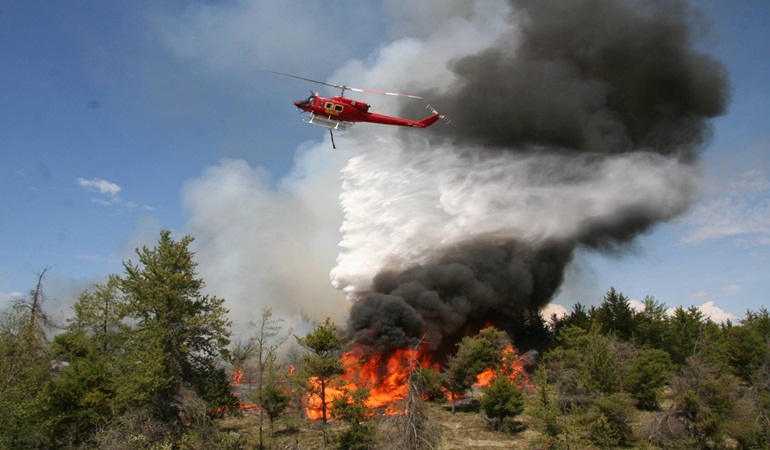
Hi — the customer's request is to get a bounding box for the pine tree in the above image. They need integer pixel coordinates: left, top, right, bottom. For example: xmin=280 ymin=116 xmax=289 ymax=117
xmin=46 ymin=276 xmax=125 ymax=445
xmin=531 ymin=367 xmax=563 ymax=444
xmin=296 ymin=317 xmax=345 ymax=447
xmin=623 ymin=347 xmax=673 ymax=410
xmin=0 ymin=269 xmax=54 ymax=448
xmin=260 ymin=365 xmax=292 ymax=439
xmin=118 ymin=230 xmax=235 ymax=421
xmin=332 ymin=387 xmax=377 ymax=450
xmin=594 ymin=287 xmax=636 ymax=341
xmin=444 ymin=327 xmax=512 ymax=408
xmin=250 ymin=306 xmax=289 ymax=450
xmin=479 ymin=374 xmax=525 ymax=431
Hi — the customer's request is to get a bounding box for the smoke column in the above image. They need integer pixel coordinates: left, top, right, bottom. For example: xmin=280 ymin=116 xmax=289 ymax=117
xmin=331 ymin=0 xmax=729 ymax=355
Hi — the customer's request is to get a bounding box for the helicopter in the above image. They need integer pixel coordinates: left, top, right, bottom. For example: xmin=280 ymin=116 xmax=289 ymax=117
xmin=270 ymin=71 xmax=449 ymax=148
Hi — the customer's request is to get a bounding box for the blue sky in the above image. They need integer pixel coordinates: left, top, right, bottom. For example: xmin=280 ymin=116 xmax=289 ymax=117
xmin=2 ymin=0 xmax=768 ymax=329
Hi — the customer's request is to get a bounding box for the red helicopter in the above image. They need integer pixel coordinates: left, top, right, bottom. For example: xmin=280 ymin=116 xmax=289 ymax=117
xmin=271 ymin=71 xmax=449 ymax=147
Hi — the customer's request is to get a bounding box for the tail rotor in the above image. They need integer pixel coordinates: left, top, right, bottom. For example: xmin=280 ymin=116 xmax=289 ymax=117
xmin=427 ymin=104 xmax=451 ymax=124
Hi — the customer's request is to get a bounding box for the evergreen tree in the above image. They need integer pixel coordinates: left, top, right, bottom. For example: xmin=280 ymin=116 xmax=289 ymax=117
xmin=623 ymin=347 xmax=673 ymax=410
xmin=249 ymin=306 xmax=289 ymax=450
xmin=296 ymin=317 xmax=345 ymax=447
xmin=0 ymin=269 xmax=54 ymax=448
xmin=444 ymin=326 xmax=512 ymax=407
xmin=479 ymin=374 xmax=525 ymax=431
xmin=665 ymin=306 xmax=715 ymax=366
xmin=594 ymin=287 xmax=636 ymax=341
xmin=741 ymin=307 xmax=770 ymax=338
xmin=725 ymin=308 xmax=770 ymax=382
xmin=508 ymin=306 xmax=553 ymax=350
xmin=532 ymin=366 xmax=564 ymax=448
xmin=544 ymin=325 xmax=627 ymax=411
xmin=332 ymin=387 xmax=377 ymax=450
xmin=411 ymin=365 xmax=445 ymax=402
xmin=118 ymin=230 xmax=235 ymax=421
xmin=634 ymin=295 xmax=670 ymax=349
xmin=46 ymin=276 xmax=126 ymax=445
xmin=551 ymin=302 xmax=591 ymax=336
xmin=68 ymin=274 xmax=126 ymax=351
xmin=586 ymin=393 xmax=635 ymax=448
xmin=259 ymin=364 xmax=292 ymax=439
xmin=48 ymin=331 xmax=116 ymax=445
xmin=651 ymin=355 xmax=739 ymax=448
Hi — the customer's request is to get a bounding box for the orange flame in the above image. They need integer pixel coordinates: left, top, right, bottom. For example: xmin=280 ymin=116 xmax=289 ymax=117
xmin=228 ymin=367 xmax=262 ymax=413
xmin=304 ymin=345 xmax=432 ymax=419
xmin=474 ymin=345 xmax=528 ymax=388
xmin=475 ymin=367 xmax=497 ymax=387
xmin=231 ymin=368 xmax=244 ymax=386
xmin=303 ymin=338 xmax=530 ymax=420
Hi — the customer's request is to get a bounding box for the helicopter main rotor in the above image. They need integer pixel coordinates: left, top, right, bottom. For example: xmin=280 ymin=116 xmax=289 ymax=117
xmin=268 ymin=70 xmax=422 ymax=99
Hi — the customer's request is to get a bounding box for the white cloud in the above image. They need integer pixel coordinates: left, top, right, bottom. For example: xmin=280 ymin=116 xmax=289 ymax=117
xmin=697 ymin=300 xmax=737 ymax=323
xmin=683 ymin=169 xmax=770 ymax=245
xmin=628 ymin=299 xmax=645 ymax=312
xmin=540 ymin=303 xmax=568 ymax=323
xmin=76 ymin=177 xmax=122 ymax=199
xmin=720 ymin=283 xmax=743 ymax=296
xmin=1 ymin=291 xmax=23 ymax=303
xmin=148 ymin=1 xmax=383 ymax=79
xmin=76 ymin=178 xmax=154 ymax=211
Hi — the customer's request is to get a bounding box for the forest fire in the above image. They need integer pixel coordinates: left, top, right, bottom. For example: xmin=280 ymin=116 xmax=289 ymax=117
xmin=305 ymin=345 xmax=433 ymax=420
xmin=474 ymin=345 xmax=528 ymax=389
xmin=230 ymin=368 xmax=260 ymax=412
xmin=304 ymin=340 xmax=530 ymax=420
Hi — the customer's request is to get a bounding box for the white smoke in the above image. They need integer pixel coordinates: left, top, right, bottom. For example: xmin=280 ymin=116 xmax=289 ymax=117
xmin=331 ymin=143 xmax=698 ymax=297
xmin=181 ymin=145 xmax=355 ymax=328
xmin=328 ymin=0 xmax=706 ymax=299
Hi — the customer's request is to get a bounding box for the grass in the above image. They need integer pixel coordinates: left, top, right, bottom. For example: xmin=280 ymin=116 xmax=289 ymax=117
xmin=216 ymin=400 xmax=540 ymax=449
xmin=215 ymin=393 xmax=674 ymax=449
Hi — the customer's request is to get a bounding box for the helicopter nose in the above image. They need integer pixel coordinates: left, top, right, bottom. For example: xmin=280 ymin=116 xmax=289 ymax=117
xmin=294 ymin=100 xmax=303 ymax=108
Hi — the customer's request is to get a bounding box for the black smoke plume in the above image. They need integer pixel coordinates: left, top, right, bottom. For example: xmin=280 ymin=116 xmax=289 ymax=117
xmin=340 ymin=0 xmax=729 ymax=356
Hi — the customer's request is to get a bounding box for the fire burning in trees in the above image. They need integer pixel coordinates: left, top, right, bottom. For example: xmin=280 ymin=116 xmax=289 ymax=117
xmin=303 ymin=341 xmax=529 ymax=420
xmin=229 ymin=368 xmax=260 ymax=412
xmin=305 ymin=346 xmax=429 ymax=420
xmin=473 ymin=344 xmax=528 ymax=389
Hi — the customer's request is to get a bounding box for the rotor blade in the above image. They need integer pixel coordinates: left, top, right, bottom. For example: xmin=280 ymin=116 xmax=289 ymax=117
xmin=268 ymin=70 xmax=421 ymax=99
xmin=346 ymin=87 xmax=422 ymax=99
xmin=267 ymin=71 xmax=346 ymax=91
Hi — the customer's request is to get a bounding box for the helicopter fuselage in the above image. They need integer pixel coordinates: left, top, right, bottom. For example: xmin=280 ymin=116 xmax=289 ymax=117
xmin=293 ymin=94 xmax=442 ymax=130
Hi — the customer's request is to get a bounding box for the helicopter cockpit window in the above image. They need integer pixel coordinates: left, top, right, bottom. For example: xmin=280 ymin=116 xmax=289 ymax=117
xmin=324 ymin=102 xmax=345 ymax=113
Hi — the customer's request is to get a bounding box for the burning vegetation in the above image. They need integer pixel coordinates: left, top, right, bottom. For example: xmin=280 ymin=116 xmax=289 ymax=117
xmin=288 ymin=320 xmax=531 ymax=424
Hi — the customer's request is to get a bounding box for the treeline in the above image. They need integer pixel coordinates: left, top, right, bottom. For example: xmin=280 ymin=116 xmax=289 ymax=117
xmin=1 ymin=230 xmax=769 ymax=449
xmin=0 ymin=231 xmax=238 ymax=449
xmin=398 ymin=290 xmax=770 ymax=449
xmin=524 ymin=289 xmax=770 ymax=448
